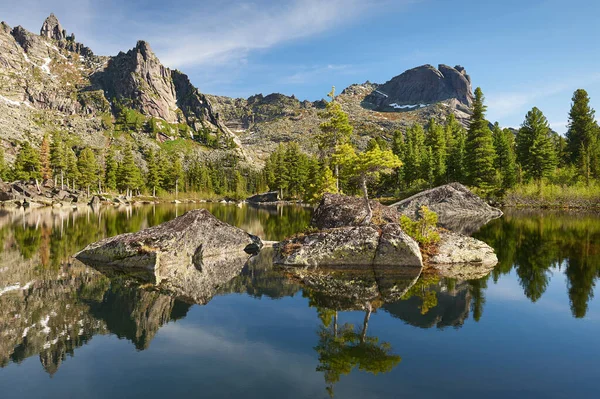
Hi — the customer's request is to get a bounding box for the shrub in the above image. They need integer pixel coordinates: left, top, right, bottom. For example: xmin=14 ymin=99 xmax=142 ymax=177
xmin=399 ymin=205 xmax=440 ymax=247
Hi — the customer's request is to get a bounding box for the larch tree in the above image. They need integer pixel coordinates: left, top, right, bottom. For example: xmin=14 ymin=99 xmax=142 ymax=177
xmin=317 ymin=86 xmax=353 ymax=191
xmin=104 ymin=149 xmax=118 ymax=192
xmin=50 ymin=131 xmax=66 ymax=189
xmin=466 ymin=87 xmax=496 ymax=190
xmin=65 ymin=148 xmax=79 ymax=190
xmin=146 ymin=149 xmax=161 ymax=197
xmin=39 ymin=134 xmax=51 ymax=181
xmin=516 ymin=107 xmax=557 ymax=186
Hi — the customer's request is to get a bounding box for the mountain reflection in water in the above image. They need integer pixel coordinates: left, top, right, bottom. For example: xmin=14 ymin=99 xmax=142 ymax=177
xmin=0 ymin=205 xmax=599 ymax=398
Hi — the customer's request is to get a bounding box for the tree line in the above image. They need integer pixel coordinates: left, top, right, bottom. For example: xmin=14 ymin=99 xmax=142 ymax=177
xmin=0 ymin=131 xmax=265 ymax=199
xmin=260 ymin=86 xmax=600 ymax=204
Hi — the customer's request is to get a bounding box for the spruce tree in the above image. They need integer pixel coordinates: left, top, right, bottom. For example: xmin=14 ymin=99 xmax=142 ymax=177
xmin=492 ymin=123 xmax=517 ymax=189
xmin=445 ymin=114 xmax=467 ymax=183
xmin=466 ymin=87 xmax=496 ymax=190
xmin=77 ymin=148 xmax=98 ymax=196
xmin=39 ymin=134 xmax=51 ymax=181
xmin=104 ymin=149 xmax=118 ymax=192
xmin=425 ymin=119 xmax=447 ymax=184
xmin=65 ymin=148 xmax=79 ymax=190
xmin=516 ymin=107 xmax=557 ymax=185
xmin=402 ymin=124 xmax=426 ymax=187
xmin=117 ymin=146 xmax=141 ymax=196
xmin=171 ymin=156 xmax=184 ymax=198
xmin=146 ymin=149 xmax=161 ymax=196
xmin=13 ymin=142 xmax=41 ymax=181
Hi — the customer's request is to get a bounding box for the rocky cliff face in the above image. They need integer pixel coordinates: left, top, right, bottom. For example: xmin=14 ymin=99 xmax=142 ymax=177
xmin=0 ymin=13 xmax=475 ymax=166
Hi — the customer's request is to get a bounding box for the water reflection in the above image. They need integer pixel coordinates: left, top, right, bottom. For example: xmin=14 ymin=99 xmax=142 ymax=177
xmin=475 ymin=209 xmax=600 ymax=318
xmin=1 ymin=204 xmax=599 ymax=389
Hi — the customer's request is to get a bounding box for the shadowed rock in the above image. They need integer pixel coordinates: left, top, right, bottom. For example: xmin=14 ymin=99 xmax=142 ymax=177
xmin=391 ymin=183 xmax=503 ymax=234
xmin=246 ymin=191 xmax=279 ymax=203
xmin=311 ymin=193 xmax=400 ymax=229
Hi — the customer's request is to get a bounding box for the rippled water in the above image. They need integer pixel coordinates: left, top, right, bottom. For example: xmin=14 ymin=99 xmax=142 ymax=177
xmin=0 ymin=204 xmax=598 ymax=398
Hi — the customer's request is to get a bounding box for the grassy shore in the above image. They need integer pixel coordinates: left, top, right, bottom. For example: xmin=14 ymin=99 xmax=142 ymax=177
xmin=503 ymin=183 xmax=600 ymax=209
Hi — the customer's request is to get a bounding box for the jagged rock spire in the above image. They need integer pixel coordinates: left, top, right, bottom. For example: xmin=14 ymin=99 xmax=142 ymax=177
xmin=40 ymin=13 xmax=65 ymax=41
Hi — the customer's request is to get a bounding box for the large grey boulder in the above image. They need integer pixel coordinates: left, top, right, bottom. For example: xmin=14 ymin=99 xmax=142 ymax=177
xmin=391 ymin=183 xmax=503 ymax=234
xmin=311 ymin=193 xmax=400 ymax=229
xmin=75 ymin=209 xmax=262 ymax=273
xmin=274 ymin=224 xmax=422 ymax=268
xmin=428 ymin=231 xmax=498 ymax=279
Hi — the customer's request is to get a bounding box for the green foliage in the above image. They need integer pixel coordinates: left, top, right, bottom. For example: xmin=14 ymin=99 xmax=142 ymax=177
xmin=566 ymin=89 xmax=600 ymax=183
xmin=516 ymin=107 xmax=557 ymax=184
xmin=466 ymin=87 xmax=496 ymax=190
xmin=316 ymin=87 xmax=353 ymax=157
xmin=117 ymin=145 xmax=143 ymax=193
xmin=0 ymin=146 xmax=8 ymax=181
xmin=445 ymin=114 xmax=467 ymax=183
xmin=305 ymin=162 xmax=338 ymax=203
xmin=104 ymin=149 xmax=118 ymax=191
xmin=13 ymin=142 xmax=41 ymax=181
xmin=425 ymin=118 xmax=447 ymax=185
xmin=77 ymin=148 xmax=99 ymax=192
xmin=492 ymin=123 xmax=517 ymax=189
xmin=263 ymin=142 xmax=314 ymax=199
xmin=399 ymin=206 xmax=440 ymax=247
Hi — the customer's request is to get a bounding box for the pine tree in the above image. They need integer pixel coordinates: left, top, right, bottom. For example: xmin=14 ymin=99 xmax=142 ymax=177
xmin=171 ymin=156 xmax=185 ymax=198
xmin=565 ymin=89 xmax=600 ymax=183
xmin=445 ymin=114 xmax=467 ymax=183
xmin=466 ymin=87 xmax=496 ymax=190
xmin=285 ymin=142 xmax=309 ymax=198
xmin=492 ymin=123 xmax=517 ymax=189
xmin=50 ymin=131 xmax=66 ymax=189
xmin=104 ymin=149 xmax=118 ymax=192
xmin=65 ymin=148 xmax=79 ymax=190
xmin=13 ymin=142 xmax=41 ymax=181
xmin=317 ymin=87 xmax=353 ymax=190
xmin=305 ymin=162 xmax=337 ymax=203
xmin=39 ymin=134 xmax=51 ymax=181
xmin=425 ymin=118 xmax=447 ymax=184
xmin=146 ymin=149 xmax=161 ymax=196
xmin=516 ymin=107 xmax=557 ymax=185
xmin=77 ymin=148 xmax=98 ymax=196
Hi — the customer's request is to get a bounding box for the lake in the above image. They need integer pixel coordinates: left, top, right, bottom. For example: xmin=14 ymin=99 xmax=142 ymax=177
xmin=0 ymin=203 xmax=599 ymax=398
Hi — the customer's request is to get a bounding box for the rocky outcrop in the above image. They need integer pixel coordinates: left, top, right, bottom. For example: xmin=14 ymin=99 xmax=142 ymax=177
xmin=40 ymin=13 xmax=65 ymax=41
xmin=311 ymin=193 xmax=400 ymax=229
xmin=76 ymin=209 xmax=261 ymax=272
xmin=363 ymin=64 xmax=473 ymax=110
xmin=428 ymin=231 xmax=497 ymax=279
xmin=246 ymin=191 xmax=280 ymax=203
xmin=391 ymin=183 xmax=503 ymax=234
xmin=274 ymin=224 xmax=422 ymax=268
xmin=0 ymin=180 xmax=89 ymax=208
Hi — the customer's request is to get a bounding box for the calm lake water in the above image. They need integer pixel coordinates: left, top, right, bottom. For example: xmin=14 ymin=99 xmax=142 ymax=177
xmin=0 ymin=203 xmax=598 ymax=399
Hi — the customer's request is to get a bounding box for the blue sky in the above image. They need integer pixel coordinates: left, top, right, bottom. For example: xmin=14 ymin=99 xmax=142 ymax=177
xmin=1 ymin=0 xmax=599 ymax=132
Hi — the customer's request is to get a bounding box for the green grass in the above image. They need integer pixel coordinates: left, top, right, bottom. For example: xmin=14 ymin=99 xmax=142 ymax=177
xmin=505 ymin=182 xmax=600 ymax=208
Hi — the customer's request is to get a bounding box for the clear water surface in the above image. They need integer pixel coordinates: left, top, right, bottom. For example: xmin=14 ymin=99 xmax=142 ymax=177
xmin=0 ymin=203 xmax=598 ymax=399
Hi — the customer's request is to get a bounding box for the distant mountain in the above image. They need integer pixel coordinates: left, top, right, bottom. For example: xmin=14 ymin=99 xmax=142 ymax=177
xmin=0 ymin=14 xmax=473 ymax=166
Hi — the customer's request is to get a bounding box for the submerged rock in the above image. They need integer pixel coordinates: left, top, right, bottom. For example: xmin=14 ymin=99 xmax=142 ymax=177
xmin=391 ymin=183 xmax=503 ymax=234
xmin=311 ymin=193 xmax=400 ymax=229
xmin=246 ymin=191 xmax=279 ymax=203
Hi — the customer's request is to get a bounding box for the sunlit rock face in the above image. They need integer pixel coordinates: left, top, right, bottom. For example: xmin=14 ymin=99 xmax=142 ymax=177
xmin=391 ymin=183 xmax=503 ymax=235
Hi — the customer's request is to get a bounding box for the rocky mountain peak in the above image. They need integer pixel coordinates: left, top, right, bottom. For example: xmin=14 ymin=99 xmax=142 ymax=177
xmin=40 ymin=13 xmax=66 ymax=41
xmin=363 ymin=64 xmax=474 ymax=110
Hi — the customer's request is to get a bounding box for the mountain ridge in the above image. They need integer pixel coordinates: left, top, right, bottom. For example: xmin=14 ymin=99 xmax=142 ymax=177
xmin=0 ymin=14 xmax=473 ymax=167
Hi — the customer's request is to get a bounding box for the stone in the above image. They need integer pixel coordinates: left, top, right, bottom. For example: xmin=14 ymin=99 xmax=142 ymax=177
xmin=75 ymin=209 xmax=262 ymax=273
xmin=40 ymin=13 xmax=66 ymax=41
xmin=89 ymin=195 xmax=101 ymax=207
xmin=374 ymin=223 xmax=422 ymax=267
xmin=246 ymin=191 xmax=279 ymax=203
xmin=391 ymin=183 xmax=503 ymax=234
xmin=428 ymin=231 xmax=498 ymax=279
xmin=311 ymin=193 xmax=400 ymax=229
